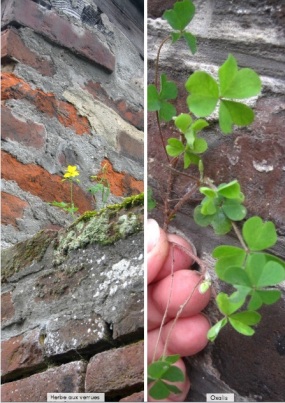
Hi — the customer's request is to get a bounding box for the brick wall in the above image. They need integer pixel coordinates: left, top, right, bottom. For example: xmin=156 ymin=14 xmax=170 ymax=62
xmin=148 ymin=0 xmax=285 ymax=401
xmin=1 ymin=0 xmax=144 ymax=249
xmin=1 ymin=1 xmax=144 ymax=401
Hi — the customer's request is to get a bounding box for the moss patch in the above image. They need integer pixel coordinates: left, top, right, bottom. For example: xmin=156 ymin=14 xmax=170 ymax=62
xmin=53 ymin=193 xmax=144 ymax=265
xmin=1 ymin=230 xmax=57 ymax=283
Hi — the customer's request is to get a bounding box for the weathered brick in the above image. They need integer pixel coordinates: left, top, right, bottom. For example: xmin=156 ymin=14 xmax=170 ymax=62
xmin=1 ymin=105 xmax=46 ymax=149
xmin=1 ymin=361 xmax=87 ymax=402
xmin=1 ymin=151 xmax=94 ymax=214
xmin=85 ymin=341 xmax=144 ymax=397
xmin=1 ymin=0 xmax=115 ymax=72
xmin=1 ymin=73 xmax=90 ymax=135
xmin=40 ymin=314 xmax=111 ymax=360
xmin=117 ymin=131 xmax=144 ymax=162
xmin=1 ymin=329 xmax=46 ymax=382
xmin=119 ymin=391 xmax=144 ymax=402
xmin=86 ymin=81 xmax=144 ymax=129
xmin=1 ymin=192 xmax=29 ymax=227
xmin=97 ymin=159 xmax=143 ymax=197
xmin=1 ymin=28 xmax=55 ymax=76
xmin=1 ymin=291 xmax=15 ymax=323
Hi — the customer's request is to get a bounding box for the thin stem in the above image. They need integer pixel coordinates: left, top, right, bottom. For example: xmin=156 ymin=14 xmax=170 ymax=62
xmin=70 ymin=180 xmax=75 ymax=218
xmin=152 ymin=244 xmax=175 ymax=363
xmin=156 ymin=111 xmax=170 ymax=163
xmin=232 ymin=221 xmax=250 ymax=253
xmin=155 ymin=35 xmax=171 ymax=88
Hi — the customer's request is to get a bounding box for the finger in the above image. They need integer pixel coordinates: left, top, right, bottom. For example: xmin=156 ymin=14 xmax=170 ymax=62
xmin=148 ymin=358 xmax=190 ymax=402
xmin=153 ymin=233 xmax=196 ymax=282
xmin=148 ymin=314 xmax=210 ymax=361
xmin=149 ymin=270 xmax=211 ymax=328
xmin=147 ymin=219 xmax=169 ymax=284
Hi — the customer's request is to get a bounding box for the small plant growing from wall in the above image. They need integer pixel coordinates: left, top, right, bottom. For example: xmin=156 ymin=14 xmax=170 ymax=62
xmin=147 ymin=0 xmax=285 ymax=399
xmin=50 ymin=164 xmax=111 ymax=218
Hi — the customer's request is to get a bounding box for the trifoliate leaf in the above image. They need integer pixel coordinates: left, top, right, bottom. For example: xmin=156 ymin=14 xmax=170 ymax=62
xmin=163 ymin=0 xmax=196 ymax=31
xmin=222 ymin=266 xmax=252 ymax=287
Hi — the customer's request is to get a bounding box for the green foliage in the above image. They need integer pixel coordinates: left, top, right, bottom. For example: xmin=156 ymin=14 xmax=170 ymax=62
xmin=147 ymin=1 xmax=284 ymax=400
xmin=194 ymin=180 xmax=247 ymax=234
xmin=186 ymin=54 xmax=261 ymax=133
xmin=49 ymin=201 xmax=78 ymax=216
xmin=148 ymin=355 xmax=184 ymax=400
xmin=148 ymin=74 xmax=178 ymax=121
xmin=208 ymin=218 xmax=285 ymax=340
xmin=148 ymin=187 xmax=157 ymax=210
xmin=163 ymin=0 xmax=197 ymax=54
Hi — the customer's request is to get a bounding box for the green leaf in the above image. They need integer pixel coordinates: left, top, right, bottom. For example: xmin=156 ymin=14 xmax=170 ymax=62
xmin=211 ymin=210 xmax=232 ymax=235
xmin=222 ymin=266 xmax=252 ymax=287
xmin=247 ymin=289 xmax=282 ymax=311
xmin=213 ymin=245 xmax=246 ymax=278
xmin=193 ymin=137 xmax=208 ymax=153
xmin=218 ymin=54 xmax=238 ymax=96
xmin=147 ymin=187 xmax=156 ymax=211
xmin=191 ymin=118 xmax=209 ymax=132
xmin=163 ymin=0 xmax=196 ymax=31
xmin=201 ymin=198 xmax=217 ymax=215
xmin=228 ymin=319 xmax=255 ymax=336
xmin=166 ymin=138 xmax=185 ymax=157
xmin=148 ymin=361 xmax=170 ymax=380
xmin=184 ymin=151 xmax=200 ymax=168
xmin=242 ymin=216 xmax=277 ymax=251
xmin=216 ymin=292 xmax=245 ymax=316
xmin=183 ymin=31 xmax=197 ymax=54
xmin=171 ymin=32 xmax=181 ymax=43
xmin=207 ymin=318 xmax=228 ymax=342
xmin=229 ymin=311 xmax=261 ymax=326
xmin=148 ymin=84 xmax=160 ymax=111
xmin=219 ymin=100 xmax=255 ymax=134
xmin=193 ymin=205 xmax=214 ymax=227
xmin=163 ymin=355 xmax=180 ymax=365
xmin=161 ymin=366 xmax=185 ymax=382
xmin=148 ymin=380 xmax=174 ymax=400
xmin=160 ymin=74 xmax=178 ymax=100
xmin=174 ymin=113 xmax=192 ymax=132
xmin=250 ymin=260 xmax=285 ymax=288
xmin=217 ymin=180 xmax=241 ymax=199
xmin=222 ymin=199 xmax=247 ymax=221
xmin=159 ymin=102 xmax=177 ymax=122
xmin=199 ymin=187 xmax=217 ymax=198
xmin=219 ymin=54 xmax=261 ymax=99
xmin=185 ymin=130 xmax=195 ymax=147
xmin=186 ymin=72 xmax=219 ymax=117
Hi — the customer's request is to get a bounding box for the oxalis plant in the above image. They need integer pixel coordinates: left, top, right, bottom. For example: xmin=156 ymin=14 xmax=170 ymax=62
xmin=147 ymin=0 xmax=285 ymax=400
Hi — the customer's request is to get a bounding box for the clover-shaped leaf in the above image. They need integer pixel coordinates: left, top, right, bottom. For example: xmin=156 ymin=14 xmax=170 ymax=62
xmin=228 ymin=311 xmax=261 ymax=336
xmin=242 ymin=216 xmax=277 ymax=251
xmin=163 ymin=0 xmax=195 ymax=32
xmin=186 ymin=71 xmax=219 ymax=116
xmin=147 ymin=75 xmax=178 ymax=121
xmin=166 ymin=138 xmax=185 ymax=157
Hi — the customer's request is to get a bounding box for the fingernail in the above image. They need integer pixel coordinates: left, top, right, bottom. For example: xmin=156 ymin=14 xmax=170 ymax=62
xmin=147 ymin=219 xmax=160 ymax=252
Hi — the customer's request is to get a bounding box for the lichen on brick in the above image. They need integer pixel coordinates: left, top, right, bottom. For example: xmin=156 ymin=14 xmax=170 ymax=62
xmin=53 ymin=193 xmax=144 ymax=265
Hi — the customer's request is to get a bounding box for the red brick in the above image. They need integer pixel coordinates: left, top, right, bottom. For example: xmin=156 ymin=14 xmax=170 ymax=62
xmin=1 ymin=361 xmax=87 ymax=402
xmin=1 ymin=105 xmax=46 ymax=149
xmin=119 ymin=391 xmax=144 ymax=402
xmin=1 ymin=291 xmax=15 ymax=323
xmin=1 ymin=0 xmax=115 ymax=72
xmin=1 ymin=28 xmax=55 ymax=76
xmin=1 ymin=329 xmax=45 ymax=382
xmin=1 ymin=192 xmax=29 ymax=227
xmin=85 ymin=341 xmax=144 ymax=396
xmin=96 ymin=159 xmax=143 ymax=197
xmin=1 ymin=72 xmax=90 ymax=135
xmin=1 ymin=151 xmax=94 ymax=214
xmin=86 ymin=81 xmax=144 ymax=129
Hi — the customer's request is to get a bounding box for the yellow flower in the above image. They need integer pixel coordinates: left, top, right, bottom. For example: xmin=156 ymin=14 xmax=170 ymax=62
xmin=63 ymin=165 xmax=80 ymax=179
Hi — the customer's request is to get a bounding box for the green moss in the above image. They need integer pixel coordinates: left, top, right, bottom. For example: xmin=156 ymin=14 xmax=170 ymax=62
xmin=53 ymin=193 xmax=144 ymax=265
xmin=1 ymin=230 xmax=57 ymax=283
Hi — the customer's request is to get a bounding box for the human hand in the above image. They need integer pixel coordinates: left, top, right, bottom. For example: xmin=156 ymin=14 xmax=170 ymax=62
xmin=147 ymin=219 xmax=211 ymax=401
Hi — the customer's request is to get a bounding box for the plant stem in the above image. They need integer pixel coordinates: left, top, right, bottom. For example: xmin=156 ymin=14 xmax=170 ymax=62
xmin=70 ymin=180 xmax=75 ymax=218
xmin=152 ymin=244 xmax=176 ymax=363
xmin=232 ymin=221 xmax=250 ymax=253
